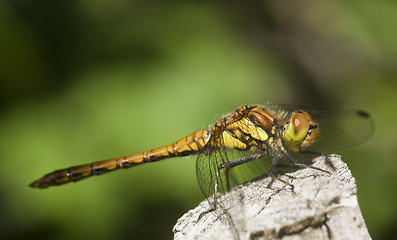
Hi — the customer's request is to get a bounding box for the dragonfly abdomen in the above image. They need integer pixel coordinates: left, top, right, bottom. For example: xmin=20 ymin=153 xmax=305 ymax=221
xmin=29 ymin=130 xmax=210 ymax=189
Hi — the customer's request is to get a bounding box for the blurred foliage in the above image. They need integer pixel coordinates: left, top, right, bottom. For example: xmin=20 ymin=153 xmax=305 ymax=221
xmin=0 ymin=0 xmax=396 ymax=239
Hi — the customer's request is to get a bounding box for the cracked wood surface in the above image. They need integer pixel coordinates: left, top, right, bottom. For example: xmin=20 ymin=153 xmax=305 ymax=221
xmin=173 ymin=155 xmax=371 ymax=240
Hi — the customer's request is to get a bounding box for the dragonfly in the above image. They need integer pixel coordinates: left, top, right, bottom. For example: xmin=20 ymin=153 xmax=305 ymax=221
xmin=29 ymin=104 xmax=374 ymax=203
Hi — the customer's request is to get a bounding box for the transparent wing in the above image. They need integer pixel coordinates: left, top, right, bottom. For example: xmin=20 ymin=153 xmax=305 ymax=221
xmin=196 ymin=147 xmax=273 ymax=199
xmin=196 ymin=148 xmax=224 ymax=199
xmin=196 ymin=148 xmax=257 ymax=239
xmin=307 ymin=109 xmax=374 ymax=152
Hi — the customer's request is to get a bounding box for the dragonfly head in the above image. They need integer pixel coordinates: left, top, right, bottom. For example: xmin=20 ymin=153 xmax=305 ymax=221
xmin=282 ymin=110 xmax=319 ymax=152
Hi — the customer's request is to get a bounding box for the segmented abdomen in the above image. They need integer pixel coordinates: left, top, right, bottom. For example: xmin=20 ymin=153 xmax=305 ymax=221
xmin=29 ymin=130 xmax=210 ymax=188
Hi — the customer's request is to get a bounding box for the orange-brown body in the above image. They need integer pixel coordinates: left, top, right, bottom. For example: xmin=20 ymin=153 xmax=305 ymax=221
xmin=30 ymin=104 xmax=319 ymax=189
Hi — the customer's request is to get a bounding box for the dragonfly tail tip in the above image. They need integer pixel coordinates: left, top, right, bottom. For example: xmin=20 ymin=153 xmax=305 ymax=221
xmin=29 ymin=181 xmax=38 ymax=188
xmin=29 ymin=179 xmax=45 ymax=189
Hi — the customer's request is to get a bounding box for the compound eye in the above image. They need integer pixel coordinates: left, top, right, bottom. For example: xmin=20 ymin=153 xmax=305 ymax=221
xmin=291 ymin=111 xmax=310 ymax=132
xmin=283 ymin=111 xmax=311 ymax=145
xmin=282 ymin=110 xmax=318 ymax=152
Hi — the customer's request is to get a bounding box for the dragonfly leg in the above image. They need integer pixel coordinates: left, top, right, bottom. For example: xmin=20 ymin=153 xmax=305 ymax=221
xmin=267 ymin=153 xmax=294 ymax=189
xmin=197 ymin=207 xmax=215 ymax=221
xmin=218 ymin=152 xmax=266 ymax=170
xmin=217 ymin=152 xmax=267 ymax=192
xmin=301 ymin=150 xmax=336 ymax=170
xmin=283 ymin=150 xmax=330 ymax=175
xmin=200 ymin=152 xmax=268 ymax=221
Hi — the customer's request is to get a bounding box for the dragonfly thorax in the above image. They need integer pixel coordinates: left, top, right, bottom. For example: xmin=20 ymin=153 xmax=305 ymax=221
xmin=208 ymin=106 xmax=281 ymax=152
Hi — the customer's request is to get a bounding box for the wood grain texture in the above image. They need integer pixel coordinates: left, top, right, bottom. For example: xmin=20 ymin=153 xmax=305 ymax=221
xmin=174 ymin=155 xmax=371 ymax=240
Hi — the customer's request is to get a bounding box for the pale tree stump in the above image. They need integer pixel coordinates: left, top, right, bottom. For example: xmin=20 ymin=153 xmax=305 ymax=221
xmin=173 ymin=155 xmax=371 ymax=240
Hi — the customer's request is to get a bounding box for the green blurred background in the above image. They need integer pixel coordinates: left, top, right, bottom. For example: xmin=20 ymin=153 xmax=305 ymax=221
xmin=1 ymin=0 xmax=396 ymax=239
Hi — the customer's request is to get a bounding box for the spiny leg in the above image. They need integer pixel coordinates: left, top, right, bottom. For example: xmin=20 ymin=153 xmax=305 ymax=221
xmin=267 ymin=152 xmax=295 ymax=189
xmin=217 ymin=151 xmax=297 ymax=190
xmin=218 ymin=152 xmax=267 ymax=170
xmin=217 ymin=152 xmax=268 ymax=191
xmin=301 ymin=150 xmax=335 ymax=170
xmin=283 ymin=150 xmax=330 ymax=175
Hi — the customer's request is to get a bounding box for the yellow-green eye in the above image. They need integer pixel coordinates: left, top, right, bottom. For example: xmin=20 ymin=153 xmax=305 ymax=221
xmin=282 ymin=111 xmax=319 ymax=152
